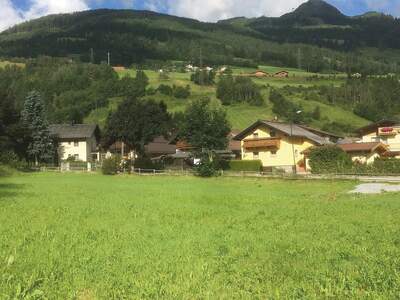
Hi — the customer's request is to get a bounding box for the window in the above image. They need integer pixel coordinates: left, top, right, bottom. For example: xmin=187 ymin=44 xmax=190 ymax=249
xmin=271 ymin=150 xmax=277 ymax=157
xmin=253 ymin=132 xmax=259 ymax=139
xmin=68 ymin=141 xmax=71 ymax=145
xmin=270 ymin=130 xmax=276 ymax=137
xmin=74 ymin=154 xmax=79 ymax=160
xmin=253 ymin=152 xmax=259 ymax=159
xmin=74 ymin=141 xmax=79 ymax=147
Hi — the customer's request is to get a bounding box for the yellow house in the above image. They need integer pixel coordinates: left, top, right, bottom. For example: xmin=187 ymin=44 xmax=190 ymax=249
xmin=50 ymin=124 xmax=100 ymax=162
xmin=357 ymin=120 xmax=400 ymax=158
xmin=234 ymin=120 xmax=338 ymax=173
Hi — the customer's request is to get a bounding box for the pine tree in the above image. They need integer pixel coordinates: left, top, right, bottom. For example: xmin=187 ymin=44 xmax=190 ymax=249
xmin=22 ymin=91 xmax=54 ymax=165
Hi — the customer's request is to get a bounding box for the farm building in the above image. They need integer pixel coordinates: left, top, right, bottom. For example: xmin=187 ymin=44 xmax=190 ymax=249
xmin=251 ymin=70 xmax=269 ymax=77
xmin=49 ymin=124 xmax=100 ymax=162
xmin=274 ymin=71 xmax=289 ymax=78
xmin=112 ymin=66 xmax=126 ymax=72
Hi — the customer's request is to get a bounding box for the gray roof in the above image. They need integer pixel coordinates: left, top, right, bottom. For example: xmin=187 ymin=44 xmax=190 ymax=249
xmin=49 ymin=124 xmax=99 ymax=140
xmin=234 ymin=120 xmax=332 ymax=146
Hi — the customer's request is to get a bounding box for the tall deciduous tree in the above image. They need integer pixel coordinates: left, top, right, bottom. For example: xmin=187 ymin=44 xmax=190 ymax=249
xmin=103 ymin=97 xmax=171 ymax=157
xmin=22 ymin=91 xmax=54 ymax=165
xmin=180 ymin=98 xmax=231 ymax=152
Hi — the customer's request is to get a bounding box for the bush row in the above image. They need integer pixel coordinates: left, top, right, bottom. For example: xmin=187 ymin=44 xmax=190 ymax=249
xmin=228 ymin=160 xmax=263 ymax=172
xmin=309 ymin=146 xmax=400 ymax=175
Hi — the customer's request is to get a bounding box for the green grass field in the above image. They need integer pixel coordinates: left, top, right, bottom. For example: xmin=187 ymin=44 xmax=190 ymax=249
xmin=1 ymin=172 xmax=400 ymax=298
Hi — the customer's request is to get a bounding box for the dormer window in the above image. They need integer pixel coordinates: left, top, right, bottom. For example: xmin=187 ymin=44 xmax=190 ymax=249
xmin=253 ymin=132 xmax=259 ymax=139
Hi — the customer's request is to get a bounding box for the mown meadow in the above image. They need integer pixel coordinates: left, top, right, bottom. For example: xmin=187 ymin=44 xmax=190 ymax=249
xmin=1 ymin=172 xmax=400 ymax=298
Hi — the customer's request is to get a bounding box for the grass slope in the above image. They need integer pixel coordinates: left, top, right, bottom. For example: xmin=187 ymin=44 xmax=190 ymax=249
xmin=0 ymin=61 xmax=25 ymax=68
xmin=85 ymin=67 xmax=367 ymax=131
xmin=1 ymin=173 xmax=400 ymax=298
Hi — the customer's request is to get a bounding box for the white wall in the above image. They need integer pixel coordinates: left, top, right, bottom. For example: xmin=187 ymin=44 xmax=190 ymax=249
xmin=58 ymin=140 xmax=88 ymax=161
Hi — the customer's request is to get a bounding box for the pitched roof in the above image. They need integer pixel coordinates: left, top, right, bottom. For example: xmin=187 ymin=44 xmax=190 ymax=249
xmin=338 ymin=142 xmax=388 ymax=153
xmin=49 ymin=124 xmax=99 ymax=140
xmin=234 ymin=120 xmax=332 ymax=145
xmin=356 ymin=119 xmax=399 ymax=135
xmin=298 ymin=125 xmax=343 ymax=139
xmin=145 ymin=136 xmax=176 ymax=155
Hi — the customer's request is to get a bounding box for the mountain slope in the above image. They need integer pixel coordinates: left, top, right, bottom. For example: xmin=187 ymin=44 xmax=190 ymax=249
xmin=0 ymin=1 xmax=400 ymax=73
xmin=280 ymin=0 xmax=348 ymax=25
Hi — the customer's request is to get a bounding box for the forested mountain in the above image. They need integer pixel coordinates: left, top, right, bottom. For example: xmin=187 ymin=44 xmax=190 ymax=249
xmin=241 ymin=0 xmax=400 ymax=52
xmin=1 ymin=0 xmax=400 ymax=74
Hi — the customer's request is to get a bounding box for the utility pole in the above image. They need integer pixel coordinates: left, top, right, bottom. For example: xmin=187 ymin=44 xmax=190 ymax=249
xmin=198 ymin=48 xmax=204 ymax=86
xmin=90 ymin=48 xmax=94 ymax=64
xmin=297 ymin=48 xmax=302 ymax=70
xmin=291 ymin=110 xmax=302 ymax=175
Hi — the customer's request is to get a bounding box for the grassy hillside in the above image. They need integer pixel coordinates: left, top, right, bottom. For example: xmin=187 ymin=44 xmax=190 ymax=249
xmin=85 ymin=67 xmax=368 ymax=131
xmin=0 ymin=61 xmax=25 ymax=68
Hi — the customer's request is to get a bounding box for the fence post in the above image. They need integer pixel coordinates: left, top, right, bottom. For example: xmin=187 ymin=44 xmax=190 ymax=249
xmin=153 ymin=169 xmax=156 ymax=175
xmin=139 ymin=168 xmax=141 ymax=175
xmin=87 ymin=162 xmax=92 ymax=172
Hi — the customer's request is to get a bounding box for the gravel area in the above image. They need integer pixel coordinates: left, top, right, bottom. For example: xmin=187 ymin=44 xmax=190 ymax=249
xmin=350 ymin=183 xmax=400 ymax=194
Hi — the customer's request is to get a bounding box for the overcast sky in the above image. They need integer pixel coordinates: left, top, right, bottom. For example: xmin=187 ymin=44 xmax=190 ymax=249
xmin=1 ymin=0 xmax=399 ymax=32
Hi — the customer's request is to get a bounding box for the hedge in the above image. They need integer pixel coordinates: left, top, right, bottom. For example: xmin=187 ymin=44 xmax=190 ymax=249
xmin=228 ymin=160 xmax=262 ymax=172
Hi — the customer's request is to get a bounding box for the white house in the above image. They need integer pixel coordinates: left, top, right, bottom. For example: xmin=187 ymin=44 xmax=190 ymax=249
xmin=49 ymin=124 xmax=100 ymax=162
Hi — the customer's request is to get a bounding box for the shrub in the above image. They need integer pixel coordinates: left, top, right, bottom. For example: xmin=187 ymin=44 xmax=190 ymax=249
xmin=0 ymin=151 xmax=19 ymax=166
xmin=101 ymin=156 xmax=121 ymax=175
xmin=213 ymin=157 xmax=230 ymax=170
xmin=0 ymin=151 xmax=29 ymax=170
xmin=228 ymin=160 xmax=262 ymax=172
xmin=134 ymin=157 xmax=164 ymax=170
xmin=173 ymin=85 xmax=191 ymax=99
xmin=157 ymin=84 xmax=173 ymax=96
xmin=308 ymin=146 xmax=353 ymax=174
xmin=0 ymin=164 xmax=13 ymax=177
xmin=372 ymin=158 xmax=400 ymax=174
xmin=195 ymin=158 xmax=217 ymax=177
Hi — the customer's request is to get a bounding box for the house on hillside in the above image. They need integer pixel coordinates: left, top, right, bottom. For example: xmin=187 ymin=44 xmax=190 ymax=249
xmin=112 ymin=66 xmax=126 ymax=72
xmin=49 ymin=124 xmax=100 ymax=162
xmin=356 ymin=120 xmax=400 ymax=158
xmin=234 ymin=120 xmax=337 ymax=173
xmin=274 ymin=71 xmax=289 ymax=78
xmin=251 ymin=70 xmax=269 ymax=78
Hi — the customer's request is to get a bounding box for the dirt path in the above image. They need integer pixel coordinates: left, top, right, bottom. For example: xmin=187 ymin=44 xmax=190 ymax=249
xmin=349 ymin=183 xmax=400 ymax=194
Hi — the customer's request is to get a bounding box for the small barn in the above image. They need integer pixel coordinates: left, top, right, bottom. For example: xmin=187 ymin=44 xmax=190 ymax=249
xmin=274 ymin=71 xmax=289 ymax=78
xmin=112 ymin=66 xmax=126 ymax=72
xmin=251 ymin=70 xmax=269 ymax=77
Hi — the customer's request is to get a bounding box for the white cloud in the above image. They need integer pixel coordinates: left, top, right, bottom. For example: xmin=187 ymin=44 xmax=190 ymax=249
xmin=0 ymin=0 xmax=89 ymax=32
xmin=146 ymin=0 xmax=308 ymax=22
xmin=0 ymin=0 xmax=24 ymax=31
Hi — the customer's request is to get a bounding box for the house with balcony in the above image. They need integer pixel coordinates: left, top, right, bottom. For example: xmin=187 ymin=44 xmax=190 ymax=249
xmin=356 ymin=120 xmax=400 ymax=158
xmin=49 ymin=124 xmax=100 ymax=162
xmin=233 ymin=120 xmax=338 ymax=173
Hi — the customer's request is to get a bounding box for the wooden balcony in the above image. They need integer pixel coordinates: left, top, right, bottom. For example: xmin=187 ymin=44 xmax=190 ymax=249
xmin=378 ymin=127 xmax=398 ymax=136
xmin=243 ymin=138 xmax=280 ymax=150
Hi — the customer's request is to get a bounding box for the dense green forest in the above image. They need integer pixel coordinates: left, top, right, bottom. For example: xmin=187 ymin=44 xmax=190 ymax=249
xmin=1 ymin=0 xmax=400 ymax=74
